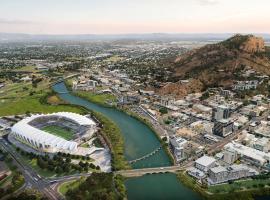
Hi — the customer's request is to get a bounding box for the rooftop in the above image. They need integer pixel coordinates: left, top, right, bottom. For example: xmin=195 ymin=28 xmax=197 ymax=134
xmin=195 ymin=155 xmax=216 ymax=167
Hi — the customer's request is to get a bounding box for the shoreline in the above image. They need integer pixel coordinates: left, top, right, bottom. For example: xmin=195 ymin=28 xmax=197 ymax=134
xmin=64 ymin=80 xmax=175 ymax=165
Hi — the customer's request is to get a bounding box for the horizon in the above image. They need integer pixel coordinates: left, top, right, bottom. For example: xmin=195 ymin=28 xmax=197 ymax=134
xmin=1 ymin=0 xmax=270 ymax=34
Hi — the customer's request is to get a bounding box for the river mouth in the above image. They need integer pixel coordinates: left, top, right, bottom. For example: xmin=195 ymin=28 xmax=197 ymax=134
xmin=52 ymin=82 xmax=201 ymax=200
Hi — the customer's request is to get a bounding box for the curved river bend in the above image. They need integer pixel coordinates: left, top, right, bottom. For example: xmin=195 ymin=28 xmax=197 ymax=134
xmin=53 ymin=82 xmax=201 ymax=200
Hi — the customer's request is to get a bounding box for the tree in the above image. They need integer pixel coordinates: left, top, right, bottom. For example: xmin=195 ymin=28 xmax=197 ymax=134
xmin=159 ymin=107 xmax=168 ymax=115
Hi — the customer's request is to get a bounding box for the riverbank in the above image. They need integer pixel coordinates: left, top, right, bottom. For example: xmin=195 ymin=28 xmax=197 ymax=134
xmin=120 ymin=106 xmax=175 ymax=165
xmin=64 ymin=80 xmax=175 ymax=165
xmin=92 ymin=111 xmax=130 ymax=170
xmin=177 ymin=171 xmax=270 ymax=200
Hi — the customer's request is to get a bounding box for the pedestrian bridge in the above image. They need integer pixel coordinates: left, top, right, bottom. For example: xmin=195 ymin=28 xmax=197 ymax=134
xmin=128 ymin=145 xmax=162 ymax=164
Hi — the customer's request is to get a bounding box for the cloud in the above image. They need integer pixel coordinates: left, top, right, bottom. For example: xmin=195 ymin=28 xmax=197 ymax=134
xmin=0 ymin=18 xmax=35 ymax=25
xmin=196 ymin=0 xmax=219 ymax=6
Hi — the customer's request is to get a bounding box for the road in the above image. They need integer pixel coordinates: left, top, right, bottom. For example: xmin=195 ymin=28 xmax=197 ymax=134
xmin=0 ymin=139 xmax=63 ymax=200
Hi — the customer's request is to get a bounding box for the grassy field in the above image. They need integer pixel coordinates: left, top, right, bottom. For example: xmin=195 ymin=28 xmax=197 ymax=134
xmin=0 ymin=94 xmax=84 ymax=117
xmin=47 ymin=95 xmax=66 ymax=105
xmin=41 ymin=125 xmax=74 ymax=140
xmin=58 ymin=178 xmax=85 ymax=195
xmin=26 ymin=158 xmax=56 ymax=177
xmin=13 ymin=65 xmax=38 ymax=73
xmin=0 ymin=78 xmax=84 ymax=117
xmin=208 ymin=178 xmax=270 ymax=193
xmin=75 ymin=91 xmax=116 ymax=106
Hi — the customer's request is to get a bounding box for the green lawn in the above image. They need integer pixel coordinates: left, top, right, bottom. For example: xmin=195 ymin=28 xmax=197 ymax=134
xmin=41 ymin=125 xmax=74 ymax=140
xmin=58 ymin=178 xmax=85 ymax=195
xmin=75 ymin=91 xmax=116 ymax=106
xmin=0 ymin=95 xmax=84 ymax=117
xmin=208 ymin=178 xmax=270 ymax=193
xmin=27 ymin=158 xmax=56 ymax=178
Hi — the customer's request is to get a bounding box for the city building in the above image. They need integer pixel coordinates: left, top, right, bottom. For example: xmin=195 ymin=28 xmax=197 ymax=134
xmin=195 ymin=155 xmax=216 ymax=172
xmin=253 ymin=137 xmax=270 ymax=153
xmin=233 ymin=80 xmax=259 ymax=91
xmin=208 ymin=164 xmax=258 ymax=185
xmin=223 ymin=148 xmax=239 ymax=164
xmin=213 ymin=119 xmax=234 ymax=137
xmin=170 ymin=136 xmax=187 ymax=162
xmin=224 ymin=142 xmax=270 ymax=166
xmin=72 ymin=80 xmax=98 ymax=91
xmin=212 ymin=105 xmax=230 ymax=121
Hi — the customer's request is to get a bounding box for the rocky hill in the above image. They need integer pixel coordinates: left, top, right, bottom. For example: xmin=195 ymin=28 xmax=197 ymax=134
xmin=159 ymin=34 xmax=270 ymax=97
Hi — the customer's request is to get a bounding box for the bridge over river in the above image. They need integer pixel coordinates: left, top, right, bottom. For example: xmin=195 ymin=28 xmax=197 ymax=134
xmin=115 ymin=165 xmax=185 ymax=177
xmin=128 ymin=145 xmax=162 ymax=164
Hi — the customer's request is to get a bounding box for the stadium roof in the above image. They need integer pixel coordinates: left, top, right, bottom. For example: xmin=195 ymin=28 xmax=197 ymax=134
xmin=11 ymin=112 xmax=96 ymax=152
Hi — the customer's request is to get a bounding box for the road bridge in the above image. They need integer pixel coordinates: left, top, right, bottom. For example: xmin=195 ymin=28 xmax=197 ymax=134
xmin=115 ymin=165 xmax=184 ymax=177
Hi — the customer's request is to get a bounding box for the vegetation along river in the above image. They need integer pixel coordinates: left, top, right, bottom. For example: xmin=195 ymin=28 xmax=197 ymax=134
xmin=53 ymin=82 xmax=201 ymax=200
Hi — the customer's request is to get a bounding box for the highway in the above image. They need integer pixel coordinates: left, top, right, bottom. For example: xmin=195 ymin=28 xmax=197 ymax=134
xmin=0 ymin=138 xmax=63 ymax=200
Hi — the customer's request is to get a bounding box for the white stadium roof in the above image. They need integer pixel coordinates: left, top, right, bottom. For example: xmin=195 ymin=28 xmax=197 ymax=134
xmin=11 ymin=112 xmax=96 ymax=152
xmin=55 ymin=112 xmax=95 ymax=126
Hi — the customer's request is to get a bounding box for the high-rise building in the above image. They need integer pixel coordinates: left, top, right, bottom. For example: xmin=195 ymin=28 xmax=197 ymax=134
xmin=212 ymin=105 xmax=230 ymax=121
xmin=213 ymin=119 xmax=233 ymax=137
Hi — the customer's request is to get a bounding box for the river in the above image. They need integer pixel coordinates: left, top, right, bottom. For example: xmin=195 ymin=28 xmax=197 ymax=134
xmin=53 ymin=82 xmax=201 ymax=200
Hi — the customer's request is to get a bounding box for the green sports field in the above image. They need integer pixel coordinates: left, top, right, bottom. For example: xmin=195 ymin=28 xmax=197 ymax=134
xmin=41 ymin=125 xmax=74 ymax=140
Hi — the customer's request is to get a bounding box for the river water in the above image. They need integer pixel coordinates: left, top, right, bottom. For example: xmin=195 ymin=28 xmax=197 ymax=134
xmin=53 ymin=82 xmax=201 ymax=200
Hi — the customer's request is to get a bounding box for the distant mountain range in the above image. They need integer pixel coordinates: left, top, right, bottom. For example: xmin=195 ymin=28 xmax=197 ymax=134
xmin=1 ymin=32 xmax=270 ymax=42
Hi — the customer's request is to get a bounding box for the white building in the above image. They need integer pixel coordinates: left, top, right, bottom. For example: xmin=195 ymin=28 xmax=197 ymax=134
xmin=170 ymin=136 xmax=187 ymax=162
xmin=253 ymin=137 xmax=270 ymax=153
xmin=224 ymin=142 xmax=270 ymax=166
xmin=223 ymin=148 xmax=239 ymax=164
xmin=195 ymin=155 xmax=216 ymax=172
xmin=233 ymin=80 xmax=259 ymax=91
xmin=212 ymin=105 xmax=230 ymax=121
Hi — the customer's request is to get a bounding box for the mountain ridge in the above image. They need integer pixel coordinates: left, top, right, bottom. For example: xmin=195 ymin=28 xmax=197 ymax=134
xmin=159 ymin=34 xmax=270 ymax=97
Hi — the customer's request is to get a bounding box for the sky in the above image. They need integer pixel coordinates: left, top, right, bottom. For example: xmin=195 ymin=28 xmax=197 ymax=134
xmin=0 ymin=0 xmax=270 ymax=34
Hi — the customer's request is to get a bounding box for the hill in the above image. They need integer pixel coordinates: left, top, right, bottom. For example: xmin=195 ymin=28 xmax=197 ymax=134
xmin=159 ymin=34 xmax=270 ymax=96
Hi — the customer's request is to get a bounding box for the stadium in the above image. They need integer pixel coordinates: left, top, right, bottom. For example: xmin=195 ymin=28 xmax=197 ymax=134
xmin=10 ymin=112 xmax=97 ymax=154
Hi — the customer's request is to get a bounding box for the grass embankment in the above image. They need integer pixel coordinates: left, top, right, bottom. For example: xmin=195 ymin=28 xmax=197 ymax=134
xmin=177 ymin=171 xmax=270 ymax=200
xmin=58 ymin=178 xmax=85 ymax=196
xmin=74 ymin=91 xmax=116 ymax=107
xmin=62 ymin=173 xmax=127 ymax=200
xmin=64 ymin=79 xmax=116 ymax=107
xmin=93 ymin=111 xmax=130 ymax=170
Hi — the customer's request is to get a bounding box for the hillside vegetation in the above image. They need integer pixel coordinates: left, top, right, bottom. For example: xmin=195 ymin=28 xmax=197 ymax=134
xmin=160 ymin=34 xmax=270 ymax=96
